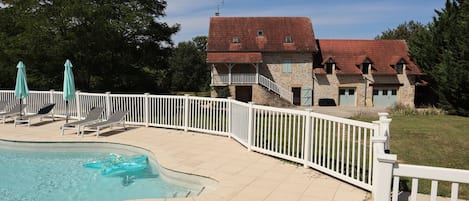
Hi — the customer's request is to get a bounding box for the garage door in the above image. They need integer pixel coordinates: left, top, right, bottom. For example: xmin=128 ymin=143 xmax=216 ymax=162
xmin=373 ymin=88 xmax=398 ymax=106
xmin=339 ymin=88 xmax=355 ymax=106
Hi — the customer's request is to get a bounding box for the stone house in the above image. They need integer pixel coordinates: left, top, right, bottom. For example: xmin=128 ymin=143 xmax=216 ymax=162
xmin=207 ymin=16 xmax=422 ymax=107
xmin=314 ymin=39 xmax=422 ymax=107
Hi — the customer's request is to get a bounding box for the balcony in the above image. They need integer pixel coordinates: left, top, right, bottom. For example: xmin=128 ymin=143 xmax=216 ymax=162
xmin=211 ymin=73 xmax=258 ymax=86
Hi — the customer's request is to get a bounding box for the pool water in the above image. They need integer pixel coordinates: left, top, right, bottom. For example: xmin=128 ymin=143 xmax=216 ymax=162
xmin=0 ymin=148 xmax=195 ymax=201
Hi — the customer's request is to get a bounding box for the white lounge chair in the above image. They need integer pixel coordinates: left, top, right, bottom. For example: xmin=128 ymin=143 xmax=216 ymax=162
xmin=61 ymin=107 xmax=104 ymax=135
xmin=14 ymin=103 xmax=56 ymax=127
xmin=81 ymin=110 xmax=128 ymax=137
xmin=1 ymin=104 xmax=28 ymax=125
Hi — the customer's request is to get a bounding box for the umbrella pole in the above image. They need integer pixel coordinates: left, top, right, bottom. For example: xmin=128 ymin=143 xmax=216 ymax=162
xmin=19 ymin=99 xmax=22 ymax=117
xmin=66 ymin=100 xmax=69 ymax=123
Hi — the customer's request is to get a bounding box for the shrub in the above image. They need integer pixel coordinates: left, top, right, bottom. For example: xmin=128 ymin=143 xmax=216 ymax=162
xmin=214 ymin=87 xmax=230 ymax=98
xmin=389 ymin=103 xmax=446 ymax=116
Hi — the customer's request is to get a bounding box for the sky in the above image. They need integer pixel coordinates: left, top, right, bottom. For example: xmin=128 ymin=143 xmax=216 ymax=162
xmin=162 ymin=0 xmax=444 ymax=44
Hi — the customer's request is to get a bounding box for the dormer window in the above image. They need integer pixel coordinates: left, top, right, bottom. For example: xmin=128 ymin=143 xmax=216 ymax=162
xmin=396 ymin=59 xmax=406 ymax=74
xmin=362 ymin=60 xmax=371 ymax=74
xmin=285 ymin=35 xmax=293 ymax=43
xmin=325 ymin=63 xmax=333 ymax=74
xmin=232 ymin=37 xmax=239 ymax=43
xmin=324 ymin=58 xmax=335 ymax=74
xmin=257 ymin=30 xmax=264 ymax=37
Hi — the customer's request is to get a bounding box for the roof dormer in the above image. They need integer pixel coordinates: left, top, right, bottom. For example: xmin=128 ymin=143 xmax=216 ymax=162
xmin=395 ymin=58 xmax=406 ymax=74
xmin=232 ymin=36 xmax=240 ymax=43
xmin=257 ymin=30 xmax=264 ymax=37
xmin=360 ymin=58 xmax=373 ymax=75
xmin=285 ymin=35 xmax=293 ymax=43
xmin=323 ymin=57 xmax=335 ymax=74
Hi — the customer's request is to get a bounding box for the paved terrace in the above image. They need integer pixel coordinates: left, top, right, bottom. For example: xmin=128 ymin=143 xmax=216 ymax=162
xmin=0 ymin=119 xmax=370 ymax=201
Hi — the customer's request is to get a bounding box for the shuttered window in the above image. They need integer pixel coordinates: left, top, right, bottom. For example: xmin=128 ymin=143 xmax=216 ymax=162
xmin=301 ymin=88 xmax=312 ymax=106
xmin=283 ymin=59 xmax=292 ymax=73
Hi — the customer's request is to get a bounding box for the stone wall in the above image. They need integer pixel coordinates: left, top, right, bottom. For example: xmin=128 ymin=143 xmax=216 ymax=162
xmin=396 ymin=74 xmax=416 ymax=107
xmin=209 ymin=53 xmax=417 ymax=108
xmin=312 ymin=73 xmax=416 ymax=107
xmin=261 ymin=53 xmax=313 ymax=91
xmin=251 ymin=85 xmax=292 ymax=107
xmin=313 ymin=74 xmax=366 ymax=106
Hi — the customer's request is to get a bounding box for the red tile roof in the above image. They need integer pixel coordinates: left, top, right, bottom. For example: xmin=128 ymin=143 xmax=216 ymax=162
xmin=317 ymin=40 xmax=421 ymax=75
xmin=207 ymin=52 xmax=263 ymax=63
xmin=208 ymin=17 xmax=317 ymax=52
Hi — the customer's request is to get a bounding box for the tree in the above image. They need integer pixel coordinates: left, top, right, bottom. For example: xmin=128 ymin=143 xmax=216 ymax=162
xmin=169 ymin=36 xmax=209 ymax=92
xmin=0 ymin=0 xmax=179 ymax=93
xmin=409 ymin=0 xmax=469 ymax=115
xmin=375 ymin=20 xmax=427 ymax=41
xmin=375 ymin=1 xmax=469 ymax=115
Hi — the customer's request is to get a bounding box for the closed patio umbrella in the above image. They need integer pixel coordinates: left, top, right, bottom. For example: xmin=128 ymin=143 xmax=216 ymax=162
xmin=14 ymin=61 xmax=29 ymax=117
xmin=63 ymin=59 xmax=75 ymax=123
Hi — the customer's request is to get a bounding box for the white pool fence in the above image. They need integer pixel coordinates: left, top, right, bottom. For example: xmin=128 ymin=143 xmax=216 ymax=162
xmin=1 ymin=90 xmax=468 ymax=201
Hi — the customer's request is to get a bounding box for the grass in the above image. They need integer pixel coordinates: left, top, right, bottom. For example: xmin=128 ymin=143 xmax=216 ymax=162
xmin=352 ymin=112 xmax=469 ymax=199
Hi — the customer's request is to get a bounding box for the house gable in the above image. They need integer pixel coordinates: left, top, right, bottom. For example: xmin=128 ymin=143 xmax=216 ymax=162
xmin=207 ymin=17 xmax=318 ymax=53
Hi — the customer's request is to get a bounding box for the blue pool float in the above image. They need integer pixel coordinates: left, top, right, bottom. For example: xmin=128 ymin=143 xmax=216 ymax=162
xmin=83 ymin=154 xmax=148 ymax=176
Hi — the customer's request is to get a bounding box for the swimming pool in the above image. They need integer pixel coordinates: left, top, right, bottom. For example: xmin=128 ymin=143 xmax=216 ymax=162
xmin=0 ymin=140 xmax=215 ymax=201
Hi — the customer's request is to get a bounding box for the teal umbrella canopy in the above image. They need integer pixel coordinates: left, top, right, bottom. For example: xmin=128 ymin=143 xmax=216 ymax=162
xmin=63 ymin=59 xmax=75 ymax=101
xmin=14 ymin=61 xmax=29 ymax=99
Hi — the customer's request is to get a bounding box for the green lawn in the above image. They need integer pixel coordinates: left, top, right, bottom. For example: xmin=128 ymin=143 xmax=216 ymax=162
xmin=354 ymin=114 xmax=469 ymax=198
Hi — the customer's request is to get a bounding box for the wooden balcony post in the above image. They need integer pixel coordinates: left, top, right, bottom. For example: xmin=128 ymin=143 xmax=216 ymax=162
xmin=255 ymin=63 xmax=259 ymax=84
xmin=227 ymin=64 xmax=234 ymax=85
xmin=210 ymin=64 xmax=214 ymax=85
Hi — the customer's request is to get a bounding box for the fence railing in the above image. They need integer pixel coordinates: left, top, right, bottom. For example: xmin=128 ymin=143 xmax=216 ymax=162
xmin=0 ymin=90 xmax=373 ymax=189
xmin=391 ymin=164 xmax=469 ymax=201
xmin=2 ymin=90 xmax=469 ymax=200
xmin=372 ymin=115 xmax=469 ymax=201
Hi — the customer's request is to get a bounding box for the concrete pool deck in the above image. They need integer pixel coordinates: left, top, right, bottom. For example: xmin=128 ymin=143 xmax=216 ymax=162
xmin=0 ymin=120 xmax=370 ymax=201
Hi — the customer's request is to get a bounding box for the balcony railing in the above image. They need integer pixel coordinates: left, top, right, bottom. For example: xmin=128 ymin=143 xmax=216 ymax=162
xmin=211 ymin=73 xmax=257 ymax=85
xmin=211 ymin=73 xmax=293 ymax=103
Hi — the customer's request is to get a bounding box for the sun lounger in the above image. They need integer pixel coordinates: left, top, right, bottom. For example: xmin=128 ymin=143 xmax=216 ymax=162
xmin=61 ymin=107 xmax=104 ymax=135
xmin=14 ymin=103 xmax=56 ymax=127
xmin=1 ymin=104 xmax=28 ymax=125
xmin=81 ymin=110 xmax=128 ymax=137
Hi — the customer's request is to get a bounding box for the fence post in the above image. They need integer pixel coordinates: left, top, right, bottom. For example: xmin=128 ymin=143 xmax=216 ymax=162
xmin=105 ymin=92 xmax=111 ymax=119
xmin=372 ymin=136 xmax=397 ymax=201
xmin=247 ymin=101 xmax=254 ymax=151
xmin=49 ymin=89 xmax=54 ymax=103
xmin=144 ymin=93 xmax=149 ymax=127
xmin=184 ymin=94 xmax=189 ymax=132
xmin=303 ymin=109 xmax=312 ymax=167
xmin=227 ymin=97 xmax=233 ymax=138
xmin=49 ymin=89 xmax=55 ymax=116
xmin=76 ymin=91 xmax=81 ymax=119
xmin=378 ymin=112 xmax=392 ymax=153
